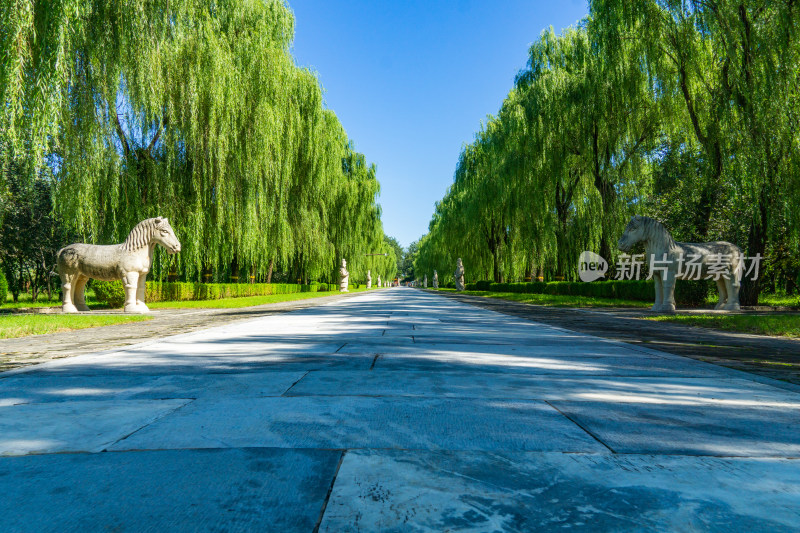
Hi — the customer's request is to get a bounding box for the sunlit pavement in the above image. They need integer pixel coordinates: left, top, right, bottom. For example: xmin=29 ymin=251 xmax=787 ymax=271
xmin=1 ymin=288 xmax=799 ymax=531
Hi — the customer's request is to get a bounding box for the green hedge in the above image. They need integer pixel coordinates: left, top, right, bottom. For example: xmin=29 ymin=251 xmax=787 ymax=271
xmin=92 ymin=280 xmax=126 ymax=308
xmin=146 ymin=281 xmax=338 ymax=302
xmin=91 ymin=281 xmax=339 ymax=307
xmin=465 ymin=279 xmax=709 ymax=306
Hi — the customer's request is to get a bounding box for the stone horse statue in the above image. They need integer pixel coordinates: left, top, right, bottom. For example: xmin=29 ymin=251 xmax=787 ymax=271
xmin=339 ymin=258 xmax=350 ymax=292
xmin=57 ymin=217 xmax=181 ymax=314
xmin=454 ymin=258 xmax=465 ymax=291
xmin=617 ymin=215 xmax=742 ymax=313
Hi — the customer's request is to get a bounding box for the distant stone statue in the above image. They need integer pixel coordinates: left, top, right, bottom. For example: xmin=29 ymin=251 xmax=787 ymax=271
xmin=618 ymin=215 xmax=742 ymax=313
xmin=366 ymin=270 xmax=372 ymax=289
xmin=454 ymin=258 xmax=465 ymax=291
xmin=424 ymin=275 xmax=428 ymax=288
xmin=339 ymin=259 xmax=350 ymax=292
xmin=57 ymin=217 xmax=181 ymax=314
xmin=433 ymin=270 xmax=439 ymax=289
xmin=377 ymin=275 xmax=381 ymax=288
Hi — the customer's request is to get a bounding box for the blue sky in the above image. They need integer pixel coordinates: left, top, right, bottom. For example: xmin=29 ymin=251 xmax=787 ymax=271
xmin=290 ymin=0 xmax=589 ymax=248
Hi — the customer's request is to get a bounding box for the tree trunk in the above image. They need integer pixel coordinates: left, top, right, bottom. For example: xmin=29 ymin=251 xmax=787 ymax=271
xmin=231 ymin=255 xmax=239 ymax=283
xmin=266 ymin=258 xmax=274 ymax=284
xmin=491 ymin=246 xmax=500 ymax=283
xmin=740 ymin=190 xmax=770 ymax=306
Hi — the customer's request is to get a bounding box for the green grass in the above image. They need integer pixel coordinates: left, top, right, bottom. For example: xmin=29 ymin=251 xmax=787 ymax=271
xmin=645 ymin=314 xmax=800 ymax=338
xmin=432 ymin=288 xmax=651 ymax=308
xmin=759 ymin=293 xmax=800 ymax=308
xmin=148 ymin=286 xmax=376 ymax=309
xmin=0 ymin=314 xmax=152 ymax=339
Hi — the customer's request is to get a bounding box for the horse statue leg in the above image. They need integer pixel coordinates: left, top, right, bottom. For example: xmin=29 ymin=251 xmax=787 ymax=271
xmin=60 ymin=272 xmax=79 ymax=314
xmin=660 ymin=271 xmax=677 ymax=313
xmin=651 ymin=272 xmax=664 ymax=312
xmin=723 ymin=275 xmax=741 ymax=311
xmin=122 ymin=271 xmax=144 ymax=314
xmin=136 ymin=272 xmax=150 ymax=312
xmin=714 ymin=278 xmax=728 ymax=310
xmin=73 ymin=274 xmax=91 ymax=312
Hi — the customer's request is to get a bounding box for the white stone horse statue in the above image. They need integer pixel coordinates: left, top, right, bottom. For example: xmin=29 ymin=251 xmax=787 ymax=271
xmin=617 ymin=215 xmax=742 ymax=313
xmin=57 ymin=217 xmax=181 ymax=314
xmin=454 ymin=258 xmax=465 ymax=291
xmin=339 ymin=258 xmax=350 ymax=292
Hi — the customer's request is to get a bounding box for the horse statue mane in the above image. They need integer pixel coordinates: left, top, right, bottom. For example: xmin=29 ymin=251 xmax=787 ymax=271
xmin=618 ymin=215 xmax=742 ymax=313
xmin=627 ymin=216 xmax=677 ymax=252
xmin=57 ymin=217 xmax=181 ymax=314
xmin=122 ymin=217 xmax=173 ymax=252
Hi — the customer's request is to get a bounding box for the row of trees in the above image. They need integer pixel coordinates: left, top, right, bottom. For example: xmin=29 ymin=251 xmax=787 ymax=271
xmin=0 ymin=0 xmax=396 ymax=297
xmin=415 ymin=0 xmax=800 ymax=304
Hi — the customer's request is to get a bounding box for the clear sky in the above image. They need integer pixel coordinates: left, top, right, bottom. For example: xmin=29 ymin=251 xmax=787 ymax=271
xmin=290 ymin=0 xmax=589 ymax=248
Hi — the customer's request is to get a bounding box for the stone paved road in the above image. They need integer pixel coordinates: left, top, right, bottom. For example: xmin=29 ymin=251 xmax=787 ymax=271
xmin=2 ymin=288 xmax=799 ymax=532
xmin=0 ymin=291 xmax=367 ymax=372
xmin=436 ymin=291 xmax=800 ymax=386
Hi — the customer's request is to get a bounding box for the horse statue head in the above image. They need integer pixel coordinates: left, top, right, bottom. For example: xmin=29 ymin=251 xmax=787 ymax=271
xmin=617 ymin=215 xmax=674 ymax=252
xmin=123 ymin=217 xmax=182 ymax=254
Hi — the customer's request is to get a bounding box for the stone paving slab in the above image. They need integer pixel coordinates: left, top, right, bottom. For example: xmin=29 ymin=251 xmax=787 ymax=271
xmin=0 ymin=448 xmax=341 ymax=533
xmin=0 ymin=399 xmax=190 ymax=455
xmin=287 ymin=371 xmax=800 ymax=405
xmin=338 ymin=340 xmax=662 ymax=358
xmin=320 ymin=449 xmax=800 ymax=532
xmin=372 ymin=352 xmax=726 ymax=377
xmin=0 ymin=371 xmax=306 ymax=405
xmin=9 ymin=356 xmax=371 ymax=377
xmin=110 ymin=396 xmax=608 ymax=453
xmin=436 ymin=291 xmax=800 ymax=385
xmin=3 ymin=342 xmax=371 ymax=377
xmin=550 ymin=400 xmax=800 ymax=456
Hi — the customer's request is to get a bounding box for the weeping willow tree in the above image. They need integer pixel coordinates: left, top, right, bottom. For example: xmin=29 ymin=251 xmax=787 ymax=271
xmin=1 ymin=0 xmax=390 ymax=282
xmin=417 ymin=21 xmax=655 ymax=284
xmin=591 ymin=0 xmax=800 ymax=304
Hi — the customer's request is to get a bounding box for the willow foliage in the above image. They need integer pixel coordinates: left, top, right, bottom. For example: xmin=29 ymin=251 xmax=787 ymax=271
xmin=1 ymin=0 xmax=391 ymax=282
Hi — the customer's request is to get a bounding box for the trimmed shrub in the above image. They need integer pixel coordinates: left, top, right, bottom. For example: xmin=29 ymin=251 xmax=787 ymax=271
xmin=92 ymin=280 xmax=126 ymax=308
xmin=464 ymin=279 xmax=710 ymax=306
xmin=89 ymin=281 xmax=341 ymax=307
xmin=0 ymin=270 xmax=7 ymax=306
xmin=146 ymin=281 xmax=343 ymax=302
